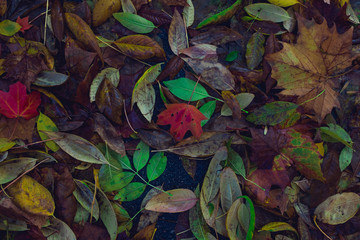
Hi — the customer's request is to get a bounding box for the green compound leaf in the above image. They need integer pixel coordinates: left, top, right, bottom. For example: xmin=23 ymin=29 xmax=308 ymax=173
xmin=246 ymin=32 xmax=265 ymax=70
xmin=163 ymin=78 xmax=210 ymax=101
xmin=196 ymin=0 xmax=242 ymax=29
xmin=113 ymin=12 xmax=155 ymax=33
xmin=0 ymin=20 xmax=21 ymax=36
xmin=244 ymin=3 xmax=292 ymax=23
xmin=281 ymin=129 xmax=325 ymax=181
xmin=146 ymin=152 xmax=167 ymax=181
xmin=114 ymin=182 xmax=146 ymax=201
xmin=133 ymin=141 xmax=150 ymax=172
xmin=246 ymin=101 xmax=298 ymax=126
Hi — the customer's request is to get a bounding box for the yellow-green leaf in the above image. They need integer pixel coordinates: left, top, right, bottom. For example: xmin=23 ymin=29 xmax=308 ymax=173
xmin=259 ymin=222 xmax=298 ymax=236
xmin=0 ymin=138 xmax=15 ymax=152
xmin=7 ymin=175 xmax=55 ymax=216
xmin=93 ymin=0 xmax=121 ymax=27
xmin=267 ymin=0 xmax=300 ymax=7
xmin=37 ymin=112 xmax=59 ymax=152
xmin=0 ymin=20 xmax=21 ymax=36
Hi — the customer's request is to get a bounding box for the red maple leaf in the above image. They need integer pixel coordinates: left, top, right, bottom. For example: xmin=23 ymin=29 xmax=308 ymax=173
xmin=16 ymin=16 xmax=32 ymax=33
xmin=157 ymin=103 xmax=207 ymax=141
xmin=0 ymin=82 xmax=41 ymax=119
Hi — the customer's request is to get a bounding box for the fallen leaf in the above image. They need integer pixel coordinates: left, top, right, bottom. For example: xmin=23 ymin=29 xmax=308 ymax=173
xmin=0 ymin=19 xmax=21 ymax=36
xmin=37 ymin=112 xmax=59 ymax=152
xmin=314 ymin=192 xmax=360 ymax=225
xmin=220 ymin=167 xmax=242 ymax=212
xmin=41 ymin=218 xmax=76 ymax=240
xmin=7 ymin=175 xmax=55 ymax=216
xmin=113 ymin=12 xmax=155 ymax=33
xmin=50 ymin=0 xmax=64 ymax=41
xmin=92 ymin=0 xmax=122 ymax=27
xmin=259 ymin=222 xmax=298 ymax=237
xmin=245 ymin=3 xmax=292 ymax=22
xmin=246 ymin=32 xmax=265 ymax=70
xmin=266 ymin=15 xmax=359 ymax=121
xmin=267 ymin=0 xmax=300 ymax=7
xmin=0 ymin=158 xmax=36 ymax=184
xmin=132 ymin=223 xmax=156 ymax=240
xmin=145 ymin=189 xmax=197 ymax=213
xmin=0 ymin=82 xmax=41 ymax=120
xmin=168 ymin=9 xmax=187 ymax=55
xmin=16 ymin=16 xmax=32 ymax=33
xmin=157 ymin=103 xmax=207 ymax=141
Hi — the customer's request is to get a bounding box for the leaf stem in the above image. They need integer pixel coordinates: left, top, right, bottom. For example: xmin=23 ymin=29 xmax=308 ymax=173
xmin=298 ymin=89 xmax=325 ymax=106
xmin=313 ymin=215 xmax=333 ymax=240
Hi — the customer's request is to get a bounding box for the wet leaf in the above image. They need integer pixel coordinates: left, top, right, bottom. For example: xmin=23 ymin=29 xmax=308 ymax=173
xmin=145 ymin=189 xmax=197 ymax=213
xmin=0 ymin=158 xmax=36 ymax=184
xmin=137 ymin=128 xmax=175 ymax=150
xmin=168 ymin=9 xmax=187 ymax=55
xmin=132 ymin=63 xmax=162 ymax=122
xmin=34 ymin=71 xmax=68 ymax=87
xmin=64 ymin=13 xmax=103 ymax=64
xmin=43 ymin=131 xmax=110 ymax=165
xmin=246 ymin=32 xmax=265 ymax=70
xmin=220 ymin=167 xmax=242 ymax=212
xmin=163 ymin=78 xmax=210 ymax=101
xmin=93 ymin=0 xmax=121 ymax=27
xmin=246 ymin=101 xmax=299 ymax=126
xmin=196 ymin=0 xmax=242 ymax=28
xmin=133 ymin=141 xmax=150 ymax=172
xmin=199 ymin=100 xmax=216 ymax=127
xmin=37 ymin=112 xmax=59 ymax=152
xmin=221 ymin=93 xmax=254 ymax=117
xmin=113 ymin=12 xmax=155 ymax=33
xmin=183 ymin=0 xmax=195 ymax=27
xmin=114 ymin=182 xmax=146 ymax=201
xmin=245 ymin=3 xmax=292 ymax=22
xmin=226 ymin=146 xmax=246 ymax=179
xmin=7 ymin=175 xmax=55 ymax=216
xmin=147 ymin=152 xmax=167 ymax=181
xmin=314 ymin=192 xmax=360 ymax=225
xmin=114 ymin=35 xmax=166 ymax=60
xmin=96 ymin=78 xmax=124 ymax=124
xmin=157 ymin=103 xmax=207 ymax=142
xmin=0 ymin=82 xmax=41 ymax=120
xmin=41 ymin=218 xmax=76 ymax=240
xmin=73 ymin=180 xmax=99 ymax=221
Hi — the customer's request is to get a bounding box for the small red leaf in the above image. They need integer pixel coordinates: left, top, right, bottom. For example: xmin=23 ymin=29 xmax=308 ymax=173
xmin=157 ymin=103 xmax=207 ymax=141
xmin=0 ymin=82 xmax=41 ymax=119
xmin=16 ymin=16 xmax=32 ymax=33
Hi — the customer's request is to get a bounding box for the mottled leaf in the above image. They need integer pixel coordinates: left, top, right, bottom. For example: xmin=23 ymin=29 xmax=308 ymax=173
xmin=246 ymin=32 xmax=265 ymax=70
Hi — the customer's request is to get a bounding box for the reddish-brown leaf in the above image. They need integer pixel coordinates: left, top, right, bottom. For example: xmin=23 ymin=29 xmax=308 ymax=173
xmin=16 ymin=16 xmax=32 ymax=33
xmin=0 ymin=82 xmax=41 ymax=120
xmin=157 ymin=103 xmax=207 ymax=141
xmin=51 ymin=0 xmax=64 ymax=42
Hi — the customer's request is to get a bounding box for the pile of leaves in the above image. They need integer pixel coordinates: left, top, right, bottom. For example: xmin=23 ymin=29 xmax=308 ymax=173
xmin=0 ymin=0 xmax=359 ymax=239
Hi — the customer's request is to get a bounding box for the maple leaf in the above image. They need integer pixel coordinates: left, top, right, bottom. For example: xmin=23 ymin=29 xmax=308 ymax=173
xmin=265 ymin=15 xmax=359 ymax=121
xmin=157 ymin=103 xmax=207 ymax=141
xmin=16 ymin=16 xmax=32 ymax=33
xmin=0 ymin=82 xmax=41 ymax=120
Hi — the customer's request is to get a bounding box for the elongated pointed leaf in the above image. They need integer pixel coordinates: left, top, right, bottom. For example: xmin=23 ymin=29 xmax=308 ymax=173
xmin=245 ymin=3 xmax=292 ymax=22
xmin=163 ymin=78 xmax=210 ymax=101
xmin=246 ymin=32 xmax=265 ymax=70
xmin=113 ymin=12 xmax=155 ymax=33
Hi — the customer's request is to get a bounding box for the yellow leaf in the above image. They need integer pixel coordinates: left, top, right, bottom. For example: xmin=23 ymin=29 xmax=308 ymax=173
xmin=93 ymin=0 xmax=121 ymax=27
xmin=7 ymin=175 xmax=55 ymax=216
xmin=267 ymin=0 xmax=300 ymax=7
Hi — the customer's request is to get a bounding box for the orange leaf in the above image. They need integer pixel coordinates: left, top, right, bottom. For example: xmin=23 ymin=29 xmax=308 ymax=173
xmin=157 ymin=103 xmax=207 ymax=141
xmin=0 ymin=82 xmax=41 ymax=120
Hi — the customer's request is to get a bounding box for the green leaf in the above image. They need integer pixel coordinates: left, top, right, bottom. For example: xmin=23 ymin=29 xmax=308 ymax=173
xmin=196 ymin=0 xmax=243 ymax=28
xmin=0 ymin=20 xmax=21 ymax=36
xmin=163 ymin=78 xmax=210 ymax=101
xmin=73 ymin=180 xmax=99 ymax=221
xmin=199 ymin=101 xmax=216 ymax=127
xmin=246 ymin=101 xmax=298 ymax=126
xmin=41 ymin=218 xmax=76 ymax=240
xmin=133 ymin=141 xmax=150 ymax=172
xmin=131 ymin=63 xmax=162 ymax=122
xmin=237 ymin=195 xmax=255 ymax=240
xmin=86 ymin=181 xmax=118 ymax=240
xmin=34 ymin=71 xmax=69 ymax=87
xmin=244 ymin=3 xmax=292 ymax=22
xmin=114 ymin=182 xmax=146 ymax=201
xmin=183 ymin=0 xmax=195 ymax=27
xmin=226 ymin=146 xmax=246 ymax=179
xmin=98 ymin=144 xmax=132 ymax=170
xmin=320 ymin=123 xmax=353 ymax=149
xmin=37 ymin=112 xmax=59 ymax=152
xmin=246 ymin=32 xmax=265 ymax=70
xmin=220 ymin=167 xmax=242 ymax=212
xmin=221 ymin=93 xmax=254 ymax=116
xmin=113 ymin=12 xmax=155 ymax=33
xmin=42 ymin=131 xmax=110 ymax=165
xmin=0 ymin=138 xmax=15 ymax=152
xmin=0 ymin=158 xmax=37 ymax=184
xmin=259 ymin=222 xmax=298 ymax=237
xmin=225 ymin=50 xmax=239 ymax=62
xmin=339 ymin=146 xmax=353 ymax=172
xmin=146 ymin=152 xmax=167 ymax=181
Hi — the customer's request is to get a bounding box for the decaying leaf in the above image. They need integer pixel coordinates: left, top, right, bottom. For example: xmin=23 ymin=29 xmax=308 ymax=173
xmin=168 ymin=9 xmax=188 ymax=56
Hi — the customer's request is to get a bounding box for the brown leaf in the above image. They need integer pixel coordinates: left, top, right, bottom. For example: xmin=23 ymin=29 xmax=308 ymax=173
xmin=65 ymin=12 xmax=104 ymax=64
xmin=95 ymin=78 xmax=124 ymax=125
xmin=51 ymin=0 xmax=64 ymax=41
xmin=190 ymin=26 xmax=243 ymax=46
xmin=157 ymin=55 xmax=184 ymax=82
xmin=163 ymin=0 xmax=189 ymax=6
xmin=168 ymin=9 xmax=187 ymax=55
xmin=92 ymin=0 xmax=121 ymax=27
xmin=137 ymin=128 xmax=175 ymax=150
xmin=114 ymin=35 xmax=166 ymax=60
xmin=94 ymin=113 xmax=126 ymax=156
xmin=75 ymin=62 xmax=99 ymax=107
xmin=0 ymin=117 xmax=36 ymax=142
xmin=221 ymin=91 xmax=242 ymax=120
xmin=132 ymin=223 xmax=156 ymax=240
xmin=138 ymin=6 xmax=172 ymax=26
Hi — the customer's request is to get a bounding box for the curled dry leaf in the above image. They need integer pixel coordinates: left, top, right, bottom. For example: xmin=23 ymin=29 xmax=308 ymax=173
xmin=145 ymin=188 xmax=197 ymax=213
